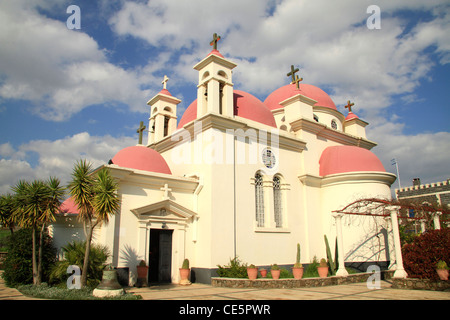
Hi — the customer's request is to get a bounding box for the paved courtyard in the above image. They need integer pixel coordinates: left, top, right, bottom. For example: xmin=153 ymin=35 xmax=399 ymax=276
xmin=1 ymin=269 xmax=449 ymax=301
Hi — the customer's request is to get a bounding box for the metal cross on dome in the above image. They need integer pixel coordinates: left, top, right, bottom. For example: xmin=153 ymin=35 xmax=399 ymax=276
xmin=287 ymin=65 xmax=299 ymax=81
xmin=136 ymin=121 xmax=146 ymax=145
xmin=287 ymin=65 xmax=302 ymax=89
xmin=345 ymin=100 xmax=355 ymax=112
xmin=292 ymin=74 xmax=303 ymax=89
xmin=210 ymin=33 xmax=221 ymax=50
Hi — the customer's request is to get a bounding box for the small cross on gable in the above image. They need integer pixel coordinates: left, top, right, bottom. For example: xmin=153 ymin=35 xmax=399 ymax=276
xmin=136 ymin=121 xmax=146 ymax=145
xmin=160 ymin=183 xmax=172 ymax=200
xmin=210 ymin=33 xmax=221 ymax=50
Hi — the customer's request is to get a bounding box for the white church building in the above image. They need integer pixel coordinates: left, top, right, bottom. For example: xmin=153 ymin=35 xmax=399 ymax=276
xmin=52 ymin=36 xmax=397 ymax=285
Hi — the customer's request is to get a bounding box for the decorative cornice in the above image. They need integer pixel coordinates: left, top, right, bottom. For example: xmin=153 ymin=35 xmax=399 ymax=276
xmin=289 ymin=117 xmax=377 ymax=150
xmin=150 ymin=113 xmax=307 ymax=153
xmin=147 ymin=92 xmax=181 ymax=106
xmin=299 ymin=171 xmax=396 ymax=188
xmin=193 ymin=53 xmax=237 ymax=71
xmin=105 ymin=165 xmax=199 ymax=193
xmin=321 ymin=171 xmax=397 ymax=187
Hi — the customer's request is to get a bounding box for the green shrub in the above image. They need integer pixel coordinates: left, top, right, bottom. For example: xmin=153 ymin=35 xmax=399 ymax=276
xmin=267 ymin=267 xmax=292 ymax=279
xmin=304 ymin=256 xmax=320 ymax=278
xmin=49 ymin=241 xmax=110 ymax=287
xmin=217 ymin=257 xmax=248 ymax=278
xmin=17 ymin=283 xmax=141 ymax=300
xmin=2 ymin=228 xmax=56 ymax=287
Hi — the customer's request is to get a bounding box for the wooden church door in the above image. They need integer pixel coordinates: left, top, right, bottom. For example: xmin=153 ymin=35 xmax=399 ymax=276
xmin=149 ymin=229 xmax=173 ymax=283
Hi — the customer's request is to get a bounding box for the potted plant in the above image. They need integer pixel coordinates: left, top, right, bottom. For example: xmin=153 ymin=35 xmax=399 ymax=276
xmin=136 ymin=260 xmax=148 ymax=287
xmin=179 ymin=258 xmax=191 ymax=285
xmin=259 ymin=268 xmax=268 ymax=278
xmin=271 ymin=264 xmax=281 ymax=280
xmin=292 ymin=243 xmax=304 ymax=279
xmin=317 ymin=258 xmax=329 ymax=278
xmin=247 ymin=264 xmax=258 ymax=280
xmin=436 ymin=260 xmax=449 ymax=281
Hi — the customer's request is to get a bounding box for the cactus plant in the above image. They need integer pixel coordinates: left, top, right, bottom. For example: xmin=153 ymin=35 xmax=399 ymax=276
xmin=294 ymin=243 xmax=302 ymax=268
xmin=181 ymin=258 xmax=190 ymax=269
xmin=292 ymin=243 xmax=304 ymax=279
xmin=324 ymin=235 xmax=336 ymax=275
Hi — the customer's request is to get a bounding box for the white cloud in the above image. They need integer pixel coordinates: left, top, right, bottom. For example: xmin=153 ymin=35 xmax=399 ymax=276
xmin=0 ymin=0 xmax=154 ymax=121
xmin=0 ymin=132 xmax=134 ymax=194
xmin=369 ymin=122 xmax=450 ymax=187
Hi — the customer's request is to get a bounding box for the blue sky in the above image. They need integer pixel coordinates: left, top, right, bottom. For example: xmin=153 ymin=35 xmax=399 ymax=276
xmin=0 ymin=0 xmax=449 ymax=194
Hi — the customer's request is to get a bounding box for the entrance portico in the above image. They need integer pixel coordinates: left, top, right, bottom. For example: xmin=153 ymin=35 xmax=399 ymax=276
xmin=132 ymin=199 xmax=197 ymax=284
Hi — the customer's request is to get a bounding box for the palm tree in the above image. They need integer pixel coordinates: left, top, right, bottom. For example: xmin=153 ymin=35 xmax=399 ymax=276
xmin=0 ymin=193 xmax=15 ymax=234
xmin=68 ymin=160 xmax=120 ymax=287
xmin=12 ymin=177 xmax=65 ymax=285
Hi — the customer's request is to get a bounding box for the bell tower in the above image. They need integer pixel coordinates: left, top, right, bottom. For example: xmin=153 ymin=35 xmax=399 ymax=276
xmin=147 ymin=75 xmax=181 ymax=144
xmin=193 ymin=33 xmax=237 ymax=119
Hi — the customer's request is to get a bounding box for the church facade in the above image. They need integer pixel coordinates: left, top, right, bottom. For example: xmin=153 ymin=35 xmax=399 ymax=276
xmin=52 ymin=36 xmax=397 ymax=285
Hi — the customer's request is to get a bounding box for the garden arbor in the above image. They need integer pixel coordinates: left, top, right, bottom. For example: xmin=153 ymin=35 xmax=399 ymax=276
xmin=332 ymin=198 xmax=448 ymax=279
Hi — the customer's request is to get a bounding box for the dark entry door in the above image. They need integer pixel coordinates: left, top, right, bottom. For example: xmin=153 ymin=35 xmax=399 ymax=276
xmin=149 ymin=229 xmax=173 ymax=283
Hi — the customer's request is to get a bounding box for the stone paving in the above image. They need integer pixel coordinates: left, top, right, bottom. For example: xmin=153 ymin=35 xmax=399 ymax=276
xmin=127 ymin=280 xmax=450 ymax=300
xmin=1 ymin=270 xmax=449 ymax=300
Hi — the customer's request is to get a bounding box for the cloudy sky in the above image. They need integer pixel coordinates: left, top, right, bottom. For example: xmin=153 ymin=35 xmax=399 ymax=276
xmin=0 ymin=0 xmax=449 ymax=195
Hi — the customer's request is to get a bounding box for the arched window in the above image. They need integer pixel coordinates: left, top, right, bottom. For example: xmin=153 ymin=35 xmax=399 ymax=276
xmin=255 ymin=173 xmax=264 ymax=227
xmin=273 ymin=176 xmax=283 ymax=227
xmin=163 ymin=116 xmax=170 ymax=137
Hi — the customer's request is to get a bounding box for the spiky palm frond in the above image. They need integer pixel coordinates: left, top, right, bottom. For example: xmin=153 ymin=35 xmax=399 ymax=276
xmin=68 ymin=160 xmax=95 ymax=220
xmin=93 ymin=167 xmax=120 ymax=224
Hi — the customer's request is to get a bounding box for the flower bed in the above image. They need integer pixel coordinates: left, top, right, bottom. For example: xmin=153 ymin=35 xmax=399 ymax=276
xmin=212 ymin=271 xmax=393 ymax=289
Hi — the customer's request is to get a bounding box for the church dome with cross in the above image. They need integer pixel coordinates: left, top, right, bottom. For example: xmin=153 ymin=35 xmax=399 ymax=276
xmin=264 ymin=83 xmax=337 ymax=111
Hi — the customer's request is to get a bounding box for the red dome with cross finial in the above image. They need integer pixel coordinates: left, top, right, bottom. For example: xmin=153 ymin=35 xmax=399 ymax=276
xmin=265 ymin=83 xmax=337 ymax=111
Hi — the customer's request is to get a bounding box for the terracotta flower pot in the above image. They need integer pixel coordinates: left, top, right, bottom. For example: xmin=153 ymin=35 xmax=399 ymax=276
xmin=247 ymin=268 xmax=258 ymax=280
xmin=292 ymin=267 xmax=304 ymax=279
xmin=317 ymin=266 xmax=328 ymax=278
xmin=437 ymin=269 xmax=449 ymax=281
xmin=271 ymin=269 xmax=281 ymax=280
xmin=259 ymin=269 xmax=268 ymax=278
xmin=179 ymin=268 xmax=191 ymax=285
xmin=136 ymin=266 xmax=148 ymax=279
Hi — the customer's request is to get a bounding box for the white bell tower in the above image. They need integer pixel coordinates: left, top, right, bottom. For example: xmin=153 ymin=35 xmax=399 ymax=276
xmin=147 ymin=75 xmax=181 ymax=144
xmin=193 ymin=33 xmax=237 ymax=119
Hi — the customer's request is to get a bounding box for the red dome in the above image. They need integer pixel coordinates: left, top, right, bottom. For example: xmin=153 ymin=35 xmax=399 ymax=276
xmin=59 ymin=197 xmax=79 ymax=215
xmin=345 ymin=111 xmax=359 ymax=120
xmin=264 ymin=83 xmax=337 ymax=111
xmin=177 ymin=90 xmax=277 ymax=128
xmin=319 ymin=145 xmax=386 ymax=176
xmin=111 ymin=146 xmax=172 ymax=174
